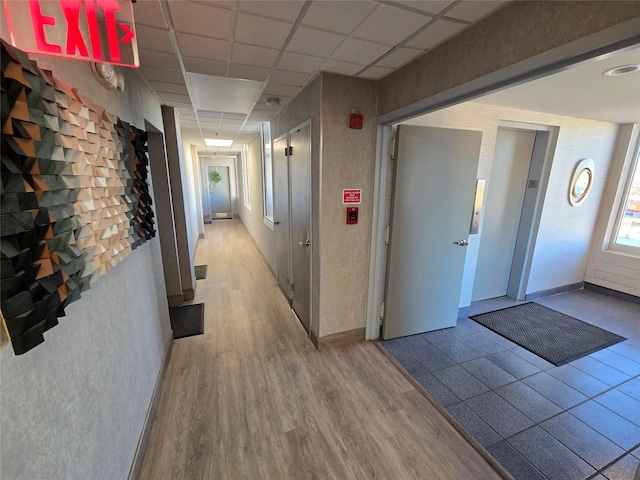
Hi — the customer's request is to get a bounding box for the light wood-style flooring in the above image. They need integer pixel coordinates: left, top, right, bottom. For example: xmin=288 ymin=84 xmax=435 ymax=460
xmin=139 ymin=219 xmax=504 ymax=479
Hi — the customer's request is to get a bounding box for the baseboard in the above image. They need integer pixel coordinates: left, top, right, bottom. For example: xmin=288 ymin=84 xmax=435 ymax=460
xmin=312 ymin=328 xmax=365 ymax=350
xmin=183 ymin=289 xmax=195 ymax=301
xmin=128 ymin=334 xmax=174 ymax=480
xmin=584 ymin=282 xmax=640 ymax=305
xmin=525 ymin=282 xmax=584 ymax=301
xmin=167 ymin=295 xmax=183 ymax=307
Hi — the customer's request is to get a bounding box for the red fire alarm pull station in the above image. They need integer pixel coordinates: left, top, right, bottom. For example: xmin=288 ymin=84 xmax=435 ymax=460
xmin=346 ymin=207 xmax=358 ymax=224
xmin=349 ymin=109 xmax=363 ymax=129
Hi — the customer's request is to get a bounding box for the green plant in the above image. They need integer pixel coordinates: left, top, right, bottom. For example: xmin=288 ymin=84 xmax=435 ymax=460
xmin=210 ymin=171 xmax=222 ymax=184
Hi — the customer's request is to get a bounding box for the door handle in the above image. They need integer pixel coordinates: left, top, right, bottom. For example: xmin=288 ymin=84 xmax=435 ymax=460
xmin=453 ymin=240 xmax=469 ymax=246
xmin=274 ymin=220 xmax=281 ymax=225
xmin=299 ymin=240 xmax=310 ymax=247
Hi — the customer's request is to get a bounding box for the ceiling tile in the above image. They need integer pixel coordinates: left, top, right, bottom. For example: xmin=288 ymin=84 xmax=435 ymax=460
xmin=238 ymin=1 xmax=305 ymax=23
xmin=168 ymin=2 xmax=233 ymax=40
xmin=131 ymin=0 xmax=167 ymax=29
xmin=135 ymin=25 xmax=175 ymax=54
xmin=393 ymin=1 xmax=454 ymax=16
xmin=277 ymin=52 xmax=325 ymax=74
xmin=228 ymin=63 xmax=270 ymax=82
xmin=269 ymin=70 xmax=311 ymax=87
xmin=404 ymin=19 xmax=466 ymax=50
xmin=232 ymin=43 xmax=279 ymax=69
xmin=188 ymin=73 xmax=262 ymax=114
xmin=287 ymin=26 xmax=346 ymax=57
xmin=320 ymin=59 xmax=362 ymax=76
xmin=148 ymin=81 xmax=189 ymax=95
xmin=235 ymin=12 xmax=293 ymax=50
xmin=374 ymin=47 xmax=424 ymax=69
xmin=140 ymin=66 xmax=186 ymax=84
xmin=222 ymin=113 xmax=247 ymax=121
xmin=331 ymin=38 xmax=389 ymax=66
xmin=177 ymin=33 xmax=229 ymax=61
xmin=163 ymin=100 xmax=193 ymax=110
xmin=198 ymin=111 xmax=223 ymax=120
xmin=358 ymin=65 xmax=394 ymax=79
xmin=302 ymin=1 xmax=376 ymax=35
xmin=159 ymin=92 xmax=192 ymax=104
xmin=445 ymin=1 xmax=507 ymax=22
xmin=262 ymin=84 xmax=301 ymax=97
xmin=248 ymin=111 xmax=275 ymax=122
xmin=138 ymin=48 xmax=182 ymax=71
xmin=352 ymin=4 xmax=430 ymax=47
xmin=183 ymin=57 xmax=228 ymax=76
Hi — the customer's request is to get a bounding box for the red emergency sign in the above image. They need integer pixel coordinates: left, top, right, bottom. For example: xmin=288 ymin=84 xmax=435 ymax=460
xmin=343 ymin=189 xmax=362 ymax=204
xmin=1 ymin=0 xmax=139 ymax=67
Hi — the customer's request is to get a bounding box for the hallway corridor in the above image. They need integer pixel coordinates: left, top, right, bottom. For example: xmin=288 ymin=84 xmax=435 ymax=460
xmin=139 ymin=219 xmax=503 ymax=479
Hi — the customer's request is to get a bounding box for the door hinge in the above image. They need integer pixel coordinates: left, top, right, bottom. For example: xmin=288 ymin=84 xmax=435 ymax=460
xmin=286 ymin=146 xmax=293 ymax=155
xmin=390 ymin=136 xmax=396 ymax=160
xmin=379 ymin=302 xmax=385 ymax=320
xmin=384 ymin=225 xmax=390 ymax=245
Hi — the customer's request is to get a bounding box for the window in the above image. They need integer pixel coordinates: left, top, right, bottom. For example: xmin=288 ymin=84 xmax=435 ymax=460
xmin=241 ymin=144 xmax=251 ymax=209
xmin=612 ymin=150 xmax=640 ymax=249
xmin=261 ymin=122 xmax=273 ymax=222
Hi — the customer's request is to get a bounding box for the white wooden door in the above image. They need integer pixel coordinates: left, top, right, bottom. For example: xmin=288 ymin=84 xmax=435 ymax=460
xmin=383 ymin=125 xmax=482 ymax=340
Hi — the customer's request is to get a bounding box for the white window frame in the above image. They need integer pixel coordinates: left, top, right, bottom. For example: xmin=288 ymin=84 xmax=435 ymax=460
xmin=261 ymin=122 xmax=274 ymax=227
xmin=609 ymin=132 xmax=640 ymax=254
xmin=241 ymin=144 xmax=251 ymax=210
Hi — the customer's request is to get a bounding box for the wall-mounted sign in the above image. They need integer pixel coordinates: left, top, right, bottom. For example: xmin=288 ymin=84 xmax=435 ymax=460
xmin=1 ymin=0 xmax=139 ymax=67
xmin=343 ymin=189 xmax=362 ymax=204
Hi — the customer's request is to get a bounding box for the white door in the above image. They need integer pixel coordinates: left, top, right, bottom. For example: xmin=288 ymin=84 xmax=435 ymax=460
xmin=383 ymin=125 xmax=482 ymax=340
xmin=289 ymin=123 xmax=311 ymax=333
xmin=273 ymin=135 xmax=291 ymax=297
xmin=472 ymin=129 xmax=534 ymax=301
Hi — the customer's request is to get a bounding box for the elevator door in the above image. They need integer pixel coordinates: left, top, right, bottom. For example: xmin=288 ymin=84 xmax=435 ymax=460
xmin=383 ymin=125 xmax=482 ymax=340
xmin=289 ymin=123 xmax=311 ymax=333
xmin=472 ymin=129 xmax=535 ymax=301
xmin=273 ymin=135 xmax=291 ymax=297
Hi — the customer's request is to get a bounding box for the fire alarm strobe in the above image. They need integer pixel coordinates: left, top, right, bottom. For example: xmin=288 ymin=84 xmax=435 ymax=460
xmin=350 ymin=109 xmax=363 ymax=129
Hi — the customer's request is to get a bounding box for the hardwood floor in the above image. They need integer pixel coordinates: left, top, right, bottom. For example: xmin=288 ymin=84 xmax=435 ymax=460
xmin=139 ymin=219 xmax=504 ymax=480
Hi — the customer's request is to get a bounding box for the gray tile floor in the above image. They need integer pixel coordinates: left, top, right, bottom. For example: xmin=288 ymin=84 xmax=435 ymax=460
xmin=380 ymin=289 xmax=640 ymax=480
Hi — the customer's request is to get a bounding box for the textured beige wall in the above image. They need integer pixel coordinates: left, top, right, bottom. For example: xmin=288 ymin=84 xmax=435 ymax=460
xmin=270 ymin=76 xmax=322 ymax=335
xmin=319 ymin=74 xmax=378 ymax=337
xmin=378 ymin=1 xmax=640 ymax=117
xmin=1 ymin=54 xmax=171 ymax=479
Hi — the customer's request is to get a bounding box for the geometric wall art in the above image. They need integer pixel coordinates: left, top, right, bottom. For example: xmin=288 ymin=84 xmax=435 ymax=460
xmin=1 ymin=41 xmax=156 ymax=355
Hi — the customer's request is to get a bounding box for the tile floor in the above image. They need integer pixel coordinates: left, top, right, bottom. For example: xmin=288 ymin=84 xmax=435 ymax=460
xmin=380 ymin=288 xmax=640 ymax=480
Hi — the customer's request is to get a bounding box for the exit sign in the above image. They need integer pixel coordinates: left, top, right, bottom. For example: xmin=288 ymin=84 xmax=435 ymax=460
xmin=1 ymin=0 xmax=139 ymax=67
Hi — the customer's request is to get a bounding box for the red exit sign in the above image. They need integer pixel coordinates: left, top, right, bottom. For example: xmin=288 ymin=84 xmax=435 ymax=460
xmin=2 ymin=0 xmax=139 ymax=67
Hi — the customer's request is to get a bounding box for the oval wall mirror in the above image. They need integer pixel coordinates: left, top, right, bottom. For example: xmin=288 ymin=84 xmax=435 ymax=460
xmin=569 ymin=158 xmax=595 ymax=206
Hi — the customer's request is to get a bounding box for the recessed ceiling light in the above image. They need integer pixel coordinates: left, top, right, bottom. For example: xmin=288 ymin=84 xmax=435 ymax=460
xmin=205 ymin=138 xmax=233 ymax=147
xmin=603 ymin=64 xmax=640 ymax=76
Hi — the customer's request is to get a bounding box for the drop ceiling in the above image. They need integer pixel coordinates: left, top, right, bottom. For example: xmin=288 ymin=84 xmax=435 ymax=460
xmin=131 ymin=0 xmax=508 ymax=154
xmin=132 ymin=1 xmax=640 ymax=155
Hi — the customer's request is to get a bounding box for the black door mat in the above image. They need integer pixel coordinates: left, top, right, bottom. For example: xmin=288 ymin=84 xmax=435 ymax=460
xmin=470 ymin=303 xmax=625 ymax=366
xmin=169 ymin=303 xmax=204 ymax=339
xmin=195 ymin=265 xmax=208 ymax=280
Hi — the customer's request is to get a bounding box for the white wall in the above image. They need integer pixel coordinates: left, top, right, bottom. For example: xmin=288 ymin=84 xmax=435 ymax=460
xmin=406 ymin=102 xmax=619 ymax=306
xmin=181 ymin=139 xmax=202 ymax=260
xmin=1 ymin=54 xmax=172 ymax=479
xmin=585 ymin=124 xmax=640 ymax=296
xmin=237 ymin=132 xmax=277 ymax=270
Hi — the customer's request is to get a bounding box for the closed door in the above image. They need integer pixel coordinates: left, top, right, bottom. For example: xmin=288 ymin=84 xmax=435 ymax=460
xmin=273 ymin=135 xmax=291 ymax=297
xmin=289 ymin=123 xmax=311 ymax=333
xmin=208 ymin=166 xmax=231 ymax=218
xmin=472 ymin=129 xmax=534 ymax=301
xmin=383 ymin=125 xmax=482 ymax=340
